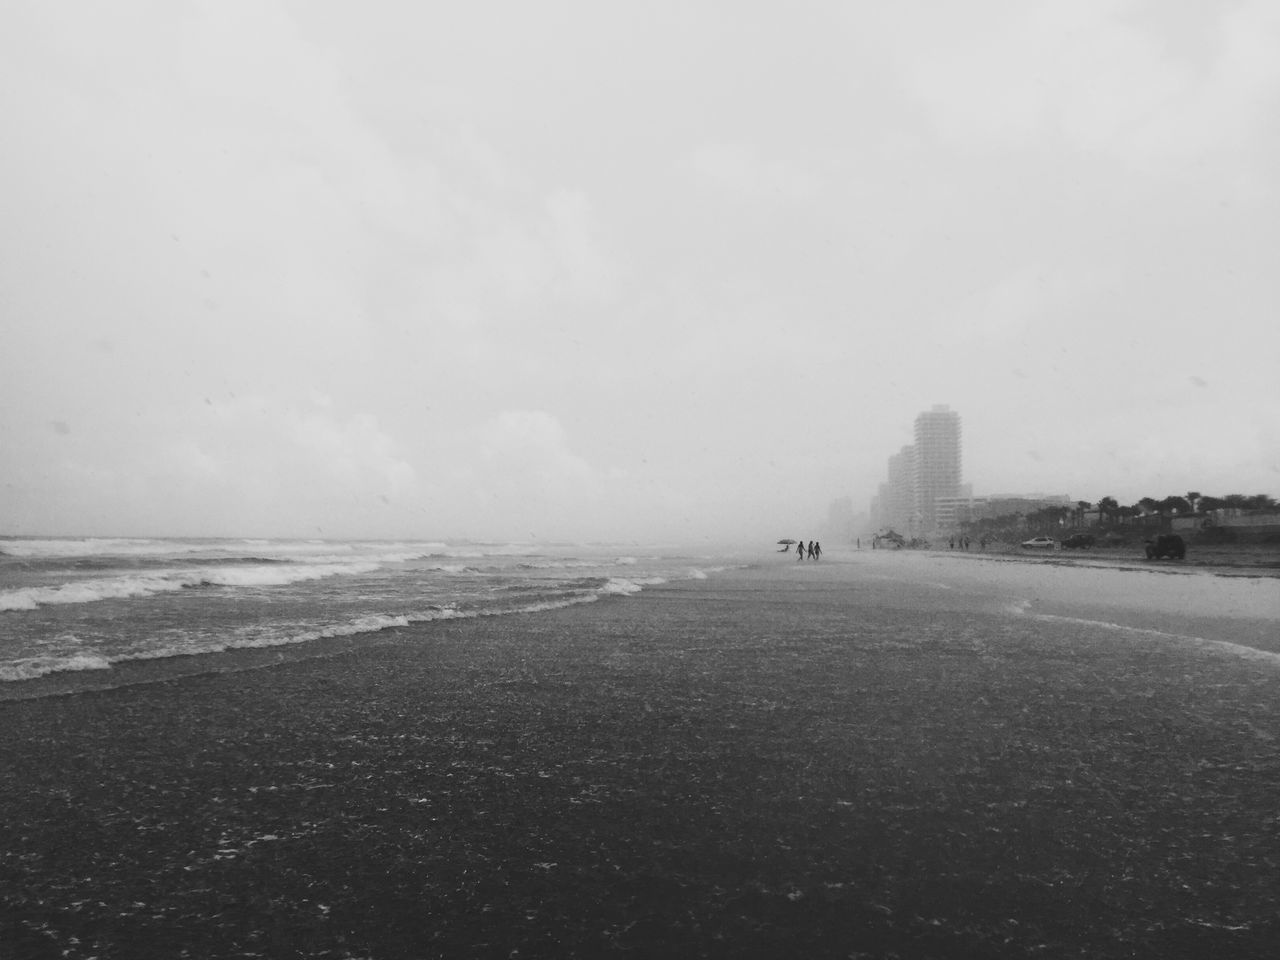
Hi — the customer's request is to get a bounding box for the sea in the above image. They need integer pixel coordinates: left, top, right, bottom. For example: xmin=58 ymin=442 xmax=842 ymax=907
xmin=0 ymin=536 xmax=738 ymax=687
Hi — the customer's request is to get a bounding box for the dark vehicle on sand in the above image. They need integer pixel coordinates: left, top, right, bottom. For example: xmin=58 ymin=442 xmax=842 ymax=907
xmin=1063 ymin=533 xmax=1095 ymax=549
xmin=1145 ymin=533 xmax=1186 ymax=560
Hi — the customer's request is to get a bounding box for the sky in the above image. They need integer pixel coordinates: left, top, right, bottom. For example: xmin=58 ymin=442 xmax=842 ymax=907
xmin=2 ymin=0 xmax=1278 ymax=544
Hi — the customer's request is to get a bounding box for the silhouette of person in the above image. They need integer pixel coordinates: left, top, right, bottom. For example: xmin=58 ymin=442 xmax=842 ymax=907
xmin=813 ymin=541 xmax=822 ymax=561
xmin=797 ymin=537 xmax=805 ymax=560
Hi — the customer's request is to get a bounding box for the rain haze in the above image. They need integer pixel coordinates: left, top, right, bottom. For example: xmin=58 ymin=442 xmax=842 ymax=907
xmin=3 ymin=0 xmax=1278 ymax=544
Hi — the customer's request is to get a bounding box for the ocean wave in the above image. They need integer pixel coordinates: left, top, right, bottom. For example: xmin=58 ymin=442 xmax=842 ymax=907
xmin=421 ymin=563 xmax=473 ymax=574
xmin=0 ymin=570 xmax=691 ymax=686
xmin=424 ymin=544 xmax=543 ymax=560
xmin=515 ymin=560 xmax=599 ymax=571
xmin=599 ymin=576 xmax=667 ymax=596
xmin=0 ymin=561 xmax=383 ymax=612
xmin=1 ymin=576 xmax=186 ymax=611
xmin=0 ymin=536 xmax=452 ymax=566
xmin=0 ymin=653 xmax=113 ymax=682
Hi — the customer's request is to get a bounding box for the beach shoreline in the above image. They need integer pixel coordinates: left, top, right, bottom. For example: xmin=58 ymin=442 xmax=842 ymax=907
xmin=910 ymin=541 xmax=1280 ymax=579
xmin=3 ymin=559 xmax=1279 ymax=958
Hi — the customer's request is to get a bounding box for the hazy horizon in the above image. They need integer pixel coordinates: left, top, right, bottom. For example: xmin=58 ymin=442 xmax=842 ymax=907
xmin=3 ymin=2 xmax=1277 ymax=543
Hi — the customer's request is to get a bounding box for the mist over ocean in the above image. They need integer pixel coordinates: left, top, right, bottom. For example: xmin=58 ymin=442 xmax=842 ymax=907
xmin=0 ymin=537 xmax=736 ymax=684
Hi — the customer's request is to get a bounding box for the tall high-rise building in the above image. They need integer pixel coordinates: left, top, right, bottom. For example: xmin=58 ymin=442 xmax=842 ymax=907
xmin=912 ymin=405 xmax=962 ymax=535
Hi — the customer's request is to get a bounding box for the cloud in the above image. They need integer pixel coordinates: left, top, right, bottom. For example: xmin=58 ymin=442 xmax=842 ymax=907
xmin=479 ymin=409 xmax=597 ymax=495
xmin=890 ymin=0 xmax=1280 ymax=186
xmin=132 ymin=396 xmax=416 ymax=533
xmin=541 ymin=189 xmax=619 ymax=301
xmin=691 ymin=142 xmax=821 ymax=203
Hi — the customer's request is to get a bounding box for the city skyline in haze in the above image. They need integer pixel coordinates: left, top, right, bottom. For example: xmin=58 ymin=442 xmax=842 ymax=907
xmin=3 ymin=2 xmax=1278 ymax=544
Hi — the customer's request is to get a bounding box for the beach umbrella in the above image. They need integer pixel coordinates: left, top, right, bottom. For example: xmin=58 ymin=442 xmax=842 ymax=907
xmin=777 ymin=538 xmax=796 ymax=544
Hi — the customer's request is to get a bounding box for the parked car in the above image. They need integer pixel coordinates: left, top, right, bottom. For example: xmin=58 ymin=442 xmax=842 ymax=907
xmin=1020 ymin=536 xmax=1057 ymax=549
xmin=1062 ymin=533 xmax=1095 ymax=549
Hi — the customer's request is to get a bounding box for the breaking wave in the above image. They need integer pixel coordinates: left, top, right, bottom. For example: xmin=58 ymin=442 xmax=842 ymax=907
xmin=0 ymin=569 xmax=684 ymax=682
xmin=600 ymin=576 xmax=668 ymax=596
xmin=0 ymin=562 xmax=382 ymax=612
xmin=0 ymin=653 xmax=114 ymax=682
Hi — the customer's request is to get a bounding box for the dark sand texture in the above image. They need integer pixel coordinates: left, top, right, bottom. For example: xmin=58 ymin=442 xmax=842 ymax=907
xmin=3 ymin=560 xmax=1279 ymax=958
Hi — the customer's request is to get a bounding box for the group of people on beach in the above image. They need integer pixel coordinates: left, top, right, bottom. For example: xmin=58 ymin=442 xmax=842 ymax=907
xmin=794 ymin=540 xmax=821 ymax=561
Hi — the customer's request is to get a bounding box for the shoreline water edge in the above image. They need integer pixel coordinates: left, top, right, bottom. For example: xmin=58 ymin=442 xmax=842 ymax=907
xmin=3 ymin=536 xmax=1277 ymax=701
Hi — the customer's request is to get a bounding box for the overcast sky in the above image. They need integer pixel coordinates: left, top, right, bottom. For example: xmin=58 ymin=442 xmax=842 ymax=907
xmin=2 ymin=1 xmax=1277 ymax=543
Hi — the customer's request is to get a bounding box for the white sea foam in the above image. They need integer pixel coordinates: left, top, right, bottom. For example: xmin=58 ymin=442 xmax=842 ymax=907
xmin=195 ymin=561 xmax=382 ymax=588
xmin=0 ymin=561 xmax=383 ymax=611
xmin=0 ymin=653 xmax=113 ymax=681
xmin=510 ymin=596 xmax=600 ymax=614
xmin=514 ymin=559 xmax=605 ymax=571
xmin=0 ymin=576 xmax=186 ymax=611
xmin=599 ymin=576 xmax=667 ymax=596
xmin=0 ymin=543 xmax=723 ymax=683
xmin=287 ymin=614 xmax=414 ymax=644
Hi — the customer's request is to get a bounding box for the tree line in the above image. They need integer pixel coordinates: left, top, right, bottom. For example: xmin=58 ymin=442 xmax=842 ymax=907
xmin=960 ymin=491 xmax=1277 ymax=539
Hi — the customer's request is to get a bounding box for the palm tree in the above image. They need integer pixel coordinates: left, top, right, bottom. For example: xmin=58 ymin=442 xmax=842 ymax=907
xmin=1097 ymin=496 xmax=1119 ymax=527
xmin=1075 ymin=501 xmax=1091 ymax=527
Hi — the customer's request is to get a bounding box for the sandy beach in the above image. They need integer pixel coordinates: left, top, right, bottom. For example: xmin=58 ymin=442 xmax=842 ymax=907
xmin=3 ymin=551 xmax=1279 ymax=959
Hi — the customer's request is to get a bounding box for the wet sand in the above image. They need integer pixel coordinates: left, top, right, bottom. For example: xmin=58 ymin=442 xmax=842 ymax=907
xmin=3 ymin=555 xmax=1279 ymax=958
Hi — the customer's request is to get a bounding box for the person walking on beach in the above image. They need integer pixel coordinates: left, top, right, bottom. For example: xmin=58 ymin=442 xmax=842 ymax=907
xmin=813 ymin=541 xmax=822 ymax=561
xmin=807 ymin=541 xmax=816 ymax=560
xmin=797 ymin=538 xmax=805 ymax=561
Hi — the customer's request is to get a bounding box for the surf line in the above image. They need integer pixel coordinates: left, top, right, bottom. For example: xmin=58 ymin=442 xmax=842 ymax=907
xmin=1004 ymin=600 xmax=1280 ymax=668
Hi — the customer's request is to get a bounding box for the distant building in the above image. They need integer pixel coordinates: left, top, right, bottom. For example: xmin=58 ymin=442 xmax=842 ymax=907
xmin=913 ymin=405 xmax=962 ymax=536
xmin=935 ymin=487 xmax=981 ymax=531
xmin=868 ymin=405 xmax=963 ymax=539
